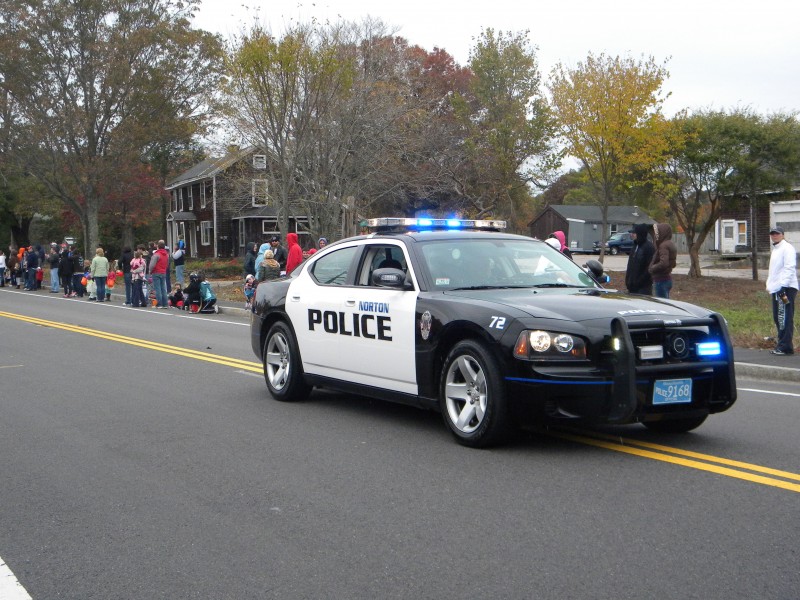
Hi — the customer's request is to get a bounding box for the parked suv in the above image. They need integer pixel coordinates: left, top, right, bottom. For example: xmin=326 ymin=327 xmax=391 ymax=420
xmin=594 ymin=232 xmax=634 ymax=255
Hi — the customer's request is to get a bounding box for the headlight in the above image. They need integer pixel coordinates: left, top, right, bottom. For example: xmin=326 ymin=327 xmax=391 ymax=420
xmin=514 ymin=330 xmax=586 ymax=360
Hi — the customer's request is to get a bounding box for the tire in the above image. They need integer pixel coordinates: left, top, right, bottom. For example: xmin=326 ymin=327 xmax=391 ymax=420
xmin=643 ymin=414 xmax=707 ymax=433
xmin=263 ymin=321 xmax=311 ymax=402
xmin=610 ymin=246 xmax=619 ymax=255
xmin=439 ymin=340 xmax=511 ymax=448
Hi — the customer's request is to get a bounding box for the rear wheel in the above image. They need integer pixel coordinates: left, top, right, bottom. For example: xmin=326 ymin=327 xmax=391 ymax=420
xmin=610 ymin=246 xmax=619 ymax=255
xmin=643 ymin=414 xmax=707 ymax=433
xmin=439 ymin=340 xmax=510 ymax=448
xmin=263 ymin=321 xmax=311 ymax=401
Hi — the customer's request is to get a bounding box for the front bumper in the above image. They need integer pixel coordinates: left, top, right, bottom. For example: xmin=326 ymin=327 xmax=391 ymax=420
xmin=505 ymin=314 xmax=737 ymax=424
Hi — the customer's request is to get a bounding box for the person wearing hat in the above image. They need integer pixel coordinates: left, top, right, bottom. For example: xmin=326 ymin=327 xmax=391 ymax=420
xmin=766 ymin=226 xmax=798 ymax=355
xmin=269 ymin=236 xmax=287 ymax=271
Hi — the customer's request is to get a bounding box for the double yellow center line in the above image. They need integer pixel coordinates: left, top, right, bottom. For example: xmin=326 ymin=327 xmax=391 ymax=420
xmin=0 ymin=310 xmax=263 ymax=374
xmin=3 ymin=310 xmax=798 ymax=493
xmin=552 ymin=429 xmax=800 ymax=493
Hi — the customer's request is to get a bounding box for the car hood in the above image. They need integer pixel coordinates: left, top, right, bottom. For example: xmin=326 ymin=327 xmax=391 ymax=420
xmin=443 ymin=288 xmax=709 ymax=322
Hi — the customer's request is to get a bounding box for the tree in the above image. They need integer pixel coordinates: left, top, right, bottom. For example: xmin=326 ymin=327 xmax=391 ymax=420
xmin=223 ymin=19 xmax=473 ymax=240
xmin=548 ymin=53 xmax=673 ymax=259
xmin=0 ymin=0 xmax=222 ymax=255
xmin=452 ymin=29 xmax=559 ymax=228
xmin=662 ymin=110 xmax=750 ymax=276
xmin=731 ymin=112 xmax=800 ymax=279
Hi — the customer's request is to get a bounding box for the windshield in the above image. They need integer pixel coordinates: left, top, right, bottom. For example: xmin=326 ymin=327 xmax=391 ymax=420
xmin=419 ymin=238 xmax=599 ymax=291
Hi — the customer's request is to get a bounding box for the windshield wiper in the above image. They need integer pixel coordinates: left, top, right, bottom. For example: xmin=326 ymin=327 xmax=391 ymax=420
xmin=531 ymin=283 xmax=587 ymax=288
xmin=450 ymin=284 xmax=536 ymax=291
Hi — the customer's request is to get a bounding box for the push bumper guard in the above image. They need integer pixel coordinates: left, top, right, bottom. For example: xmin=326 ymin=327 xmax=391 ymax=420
xmin=607 ymin=313 xmax=737 ymax=423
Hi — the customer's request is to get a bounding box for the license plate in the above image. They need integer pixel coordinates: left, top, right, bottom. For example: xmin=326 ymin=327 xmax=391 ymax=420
xmin=652 ymin=378 xmax=692 ymax=405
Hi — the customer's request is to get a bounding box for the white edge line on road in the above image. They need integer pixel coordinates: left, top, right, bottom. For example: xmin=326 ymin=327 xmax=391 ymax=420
xmin=738 ymin=387 xmax=800 ymax=398
xmin=0 ymin=557 xmax=32 ymax=600
xmin=237 ymin=370 xmax=262 ymax=378
xmin=0 ymin=287 xmax=249 ymax=326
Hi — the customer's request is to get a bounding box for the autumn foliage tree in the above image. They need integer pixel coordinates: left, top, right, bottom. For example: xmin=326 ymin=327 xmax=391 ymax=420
xmin=453 ymin=29 xmax=559 ymax=229
xmin=549 ymin=53 xmax=674 ymax=258
xmin=0 ymin=0 xmax=222 ymax=255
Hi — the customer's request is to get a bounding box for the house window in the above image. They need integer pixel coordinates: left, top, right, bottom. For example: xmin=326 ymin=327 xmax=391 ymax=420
xmin=201 ymin=221 xmax=212 ymax=246
xmin=172 ymin=191 xmax=177 ymax=212
xmin=252 ymin=179 xmax=269 ymax=206
xmin=188 ymin=186 xmax=194 ymax=210
xmin=253 ymin=155 xmax=267 ymax=170
xmin=238 ymin=219 xmax=245 ymax=248
xmin=737 ymin=222 xmax=747 ymax=246
xmin=262 ymin=218 xmax=278 ymax=235
xmin=201 ymin=182 xmax=207 ymax=208
xmin=178 ymin=188 xmax=184 ymax=211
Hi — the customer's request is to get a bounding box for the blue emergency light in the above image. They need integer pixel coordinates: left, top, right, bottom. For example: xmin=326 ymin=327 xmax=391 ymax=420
xmin=696 ymin=341 xmax=722 ymax=357
xmin=366 ymin=217 xmax=507 ymax=231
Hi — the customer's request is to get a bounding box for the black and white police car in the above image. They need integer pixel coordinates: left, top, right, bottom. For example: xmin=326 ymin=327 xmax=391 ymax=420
xmin=250 ymin=218 xmax=736 ymax=447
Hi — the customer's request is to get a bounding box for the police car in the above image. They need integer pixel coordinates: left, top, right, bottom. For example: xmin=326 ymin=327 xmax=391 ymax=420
xmin=250 ymin=218 xmax=736 ymax=447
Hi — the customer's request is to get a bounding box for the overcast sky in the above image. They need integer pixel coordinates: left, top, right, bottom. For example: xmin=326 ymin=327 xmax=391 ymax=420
xmin=192 ymin=0 xmax=798 ymax=117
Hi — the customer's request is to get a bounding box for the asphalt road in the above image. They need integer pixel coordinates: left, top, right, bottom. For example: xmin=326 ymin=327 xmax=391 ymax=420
xmin=1 ymin=288 xmax=798 ymax=599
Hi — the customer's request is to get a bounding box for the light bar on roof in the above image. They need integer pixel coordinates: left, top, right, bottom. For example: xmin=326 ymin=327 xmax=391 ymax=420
xmin=366 ymin=217 xmax=507 ymax=231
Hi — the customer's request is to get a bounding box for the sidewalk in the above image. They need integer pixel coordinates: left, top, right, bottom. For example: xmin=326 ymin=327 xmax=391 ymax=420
xmin=11 ymin=275 xmax=799 ymax=384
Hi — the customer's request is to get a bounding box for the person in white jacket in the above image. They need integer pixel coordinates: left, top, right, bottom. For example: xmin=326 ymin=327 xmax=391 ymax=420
xmin=766 ymin=226 xmax=798 ymax=355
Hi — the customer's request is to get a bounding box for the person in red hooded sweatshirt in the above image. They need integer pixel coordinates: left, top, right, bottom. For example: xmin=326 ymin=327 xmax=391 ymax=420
xmin=549 ymin=230 xmax=572 ymax=259
xmin=284 ymin=232 xmax=304 ymax=275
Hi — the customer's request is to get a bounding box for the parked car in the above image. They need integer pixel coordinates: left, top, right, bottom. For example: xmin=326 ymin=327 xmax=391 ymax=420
xmin=594 ymin=232 xmax=634 ymax=255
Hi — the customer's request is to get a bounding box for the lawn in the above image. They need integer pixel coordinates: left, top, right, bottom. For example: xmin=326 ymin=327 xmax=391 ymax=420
xmin=605 ymin=271 xmax=775 ymax=349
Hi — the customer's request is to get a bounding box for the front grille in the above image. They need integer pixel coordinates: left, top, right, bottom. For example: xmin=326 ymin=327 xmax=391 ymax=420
xmin=629 ymin=327 xmax=714 ymax=364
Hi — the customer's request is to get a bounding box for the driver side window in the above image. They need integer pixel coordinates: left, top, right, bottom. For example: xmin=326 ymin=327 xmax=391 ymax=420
xmin=356 ymin=245 xmax=407 ymax=286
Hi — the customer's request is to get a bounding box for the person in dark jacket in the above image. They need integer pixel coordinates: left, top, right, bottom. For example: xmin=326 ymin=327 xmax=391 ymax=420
xmin=243 ymin=241 xmax=257 ymax=278
xmin=624 ymin=223 xmax=656 ymax=295
xmin=119 ymin=246 xmax=133 ymax=305
xmin=70 ymin=246 xmax=84 ymax=297
xmin=649 ymin=223 xmax=677 ymax=298
xmin=270 ymin=236 xmax=287 ymax=271
xmin=25 ymin=246 xmax=39 ymax=290
xmin=58 ymin=246 xmax=75 ymax=296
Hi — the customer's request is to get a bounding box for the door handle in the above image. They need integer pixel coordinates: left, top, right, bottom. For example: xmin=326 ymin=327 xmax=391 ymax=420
xmin=291 ymin=295 xmax=301 ymax=302
xmin=345 ymin=299 xmax=356 ymax=306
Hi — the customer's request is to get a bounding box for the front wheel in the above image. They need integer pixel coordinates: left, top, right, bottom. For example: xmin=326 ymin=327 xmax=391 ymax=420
xmin=610 ymin=247 xmax=619 ymax=255
xmin=263 ymin=321 xmax=311 ymax=402
xmin=643 ymin=414 xmax=707 ymax=433
xmin=439 ymin=340 xmax=511 ymax=448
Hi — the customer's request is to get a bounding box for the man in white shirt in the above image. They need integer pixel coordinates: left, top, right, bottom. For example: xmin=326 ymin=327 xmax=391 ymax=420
xmin=766 ymin=226 xmax=798 ymax=355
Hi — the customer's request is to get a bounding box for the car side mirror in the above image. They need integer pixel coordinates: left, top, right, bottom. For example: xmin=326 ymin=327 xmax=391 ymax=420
xmin=371 ymin=267 xmax=413 ymax=289
xmin=583 ymin=259 xmax=610 ymax=284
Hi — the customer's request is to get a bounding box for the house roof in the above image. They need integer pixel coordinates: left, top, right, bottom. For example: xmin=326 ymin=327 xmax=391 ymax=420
xmin=165 ymin=146 xmax=258 ymax=190
xmin=530 ymin=204 xmax=655 ymax=226
xmin=167 ymin=211 xmax=197 ymax=221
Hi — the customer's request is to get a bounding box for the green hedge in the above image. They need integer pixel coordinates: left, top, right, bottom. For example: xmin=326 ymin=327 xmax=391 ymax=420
xmin=184 ymin=258 xmax=243 ymax=280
